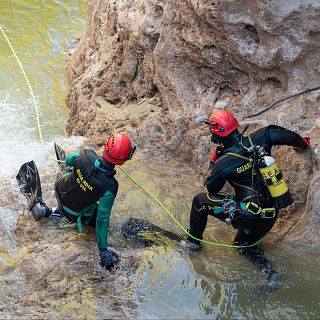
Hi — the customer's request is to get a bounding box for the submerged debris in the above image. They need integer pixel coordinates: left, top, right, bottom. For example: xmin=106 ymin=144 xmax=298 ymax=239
xmin=121 ymin=217 xmax=182 ymax=246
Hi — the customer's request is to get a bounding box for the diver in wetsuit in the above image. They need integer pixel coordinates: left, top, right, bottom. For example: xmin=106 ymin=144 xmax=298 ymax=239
xmin=33 ymin=133 xmax=135 ymax=271
xmin=182 ymin=110 xmax=310 ymax=280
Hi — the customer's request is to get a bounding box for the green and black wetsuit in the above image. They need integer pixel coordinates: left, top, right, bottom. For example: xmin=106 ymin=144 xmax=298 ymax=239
xmin=189 ymin=125 xmax=308 ymax=261
xmin=55 ymin=149 xmax=118 ymax=250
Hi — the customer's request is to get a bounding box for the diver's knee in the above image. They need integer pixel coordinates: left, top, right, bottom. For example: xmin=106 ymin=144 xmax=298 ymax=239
xmin=191 ymin=193 xmax=203 ymax=207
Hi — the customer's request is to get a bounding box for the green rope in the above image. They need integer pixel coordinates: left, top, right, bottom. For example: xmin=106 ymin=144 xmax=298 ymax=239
xmin=1 ymin=24 xmax=264 ymax=249
xmin=117 ymin=166 xmax=264 ymax=249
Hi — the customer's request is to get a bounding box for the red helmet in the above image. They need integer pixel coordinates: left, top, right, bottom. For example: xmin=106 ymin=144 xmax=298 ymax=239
xmin=103 ymin=133 xmax=135 ymax=165
xmin=208 ymin=110 xmax=239 ymax=137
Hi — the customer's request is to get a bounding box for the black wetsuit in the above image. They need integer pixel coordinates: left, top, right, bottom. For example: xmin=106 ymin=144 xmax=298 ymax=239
xmin=189 ymin=125 xmax=308 ymax=274
xmin=55 ymin=149 xmax=118 ymax=250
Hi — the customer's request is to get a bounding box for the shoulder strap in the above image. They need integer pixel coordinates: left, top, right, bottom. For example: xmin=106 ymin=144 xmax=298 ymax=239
xmin=248 ymin=134 xmax=255 ymax=147
xmin=80 ymin=149 xmax=98 ymax=173
xmin=225 ymin=152 xmax=252 ymax=161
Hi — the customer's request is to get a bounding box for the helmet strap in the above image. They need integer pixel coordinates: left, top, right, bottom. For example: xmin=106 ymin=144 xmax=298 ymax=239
xmin=100 ymin=156 xmax=116 ymax=170
xmin=127 ymin=145 xmax=136 ymax=160
xmin=211 ymin=134 xmax=221 ymax=144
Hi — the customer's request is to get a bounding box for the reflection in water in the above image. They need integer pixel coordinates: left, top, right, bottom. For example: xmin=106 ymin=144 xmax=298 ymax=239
xmin=114 ymin=158 xmax=320 ymax=319
xmin=135 ymin=248 xmax=213 ymax=319
xmin=131 ymin=238 xmax=320 ymax=319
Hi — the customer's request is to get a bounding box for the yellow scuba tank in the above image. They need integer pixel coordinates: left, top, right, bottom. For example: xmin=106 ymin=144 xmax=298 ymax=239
xmin=258 ymin=155 xmax=293 ymax=209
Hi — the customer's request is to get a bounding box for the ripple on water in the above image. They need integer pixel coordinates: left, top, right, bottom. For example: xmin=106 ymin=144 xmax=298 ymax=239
xmin=0 ymin=208 xmax=19 ymax=250
xmin=0 ymin=208 xmax=20 ymax=286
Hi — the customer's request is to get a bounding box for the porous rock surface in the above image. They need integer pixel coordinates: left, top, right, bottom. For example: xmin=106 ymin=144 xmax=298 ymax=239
xmin=66 ymin=0 xmax=320 ymax=245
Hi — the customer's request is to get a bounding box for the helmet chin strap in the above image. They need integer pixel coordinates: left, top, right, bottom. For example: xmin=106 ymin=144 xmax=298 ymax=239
xmin=211 ymin=134 xmax=221 ymax=144
xmin=100 ymin=156 xmax=116 ymax=170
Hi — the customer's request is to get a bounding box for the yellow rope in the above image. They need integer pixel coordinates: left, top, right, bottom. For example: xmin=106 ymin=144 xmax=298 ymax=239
xmin=1 ymin=24 xmax=263 ymax=249
xmin=0 ymin=25 xmax=62 ymax=163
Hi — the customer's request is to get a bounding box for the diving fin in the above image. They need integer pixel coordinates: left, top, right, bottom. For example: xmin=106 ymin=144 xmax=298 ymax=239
xmin=54 ymin=142 xmax=66 ymax=162
xmin=54 ymin=142 xmax=68 ymax=179
xmin=16 ymin=160 xmax=43 ymax=210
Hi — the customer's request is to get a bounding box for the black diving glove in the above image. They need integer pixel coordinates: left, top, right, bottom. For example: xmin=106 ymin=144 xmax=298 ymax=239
xmin=99 ymin=249 xmax=119 ymax=270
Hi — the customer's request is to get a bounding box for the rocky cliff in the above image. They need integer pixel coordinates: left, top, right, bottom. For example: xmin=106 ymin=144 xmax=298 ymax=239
xmin=66 ymin=0 xmax=320 ymax=245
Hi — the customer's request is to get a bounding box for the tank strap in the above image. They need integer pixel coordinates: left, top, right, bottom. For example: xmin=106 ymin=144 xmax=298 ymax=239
xmin=240 ymin=202 xmax=261 ymax=215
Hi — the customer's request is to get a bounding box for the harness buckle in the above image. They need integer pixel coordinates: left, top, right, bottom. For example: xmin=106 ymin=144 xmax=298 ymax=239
xmin=245 ymin=202 xmax=262 ymax=215
xmin=223 ymin=200 xmax=236 ymax=215
xmin=261 ymin=208 xmax=276 ymax=219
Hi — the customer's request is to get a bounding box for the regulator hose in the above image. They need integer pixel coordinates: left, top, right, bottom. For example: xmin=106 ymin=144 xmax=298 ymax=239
xmin=246 ymin=85 xmax=320 ymax=118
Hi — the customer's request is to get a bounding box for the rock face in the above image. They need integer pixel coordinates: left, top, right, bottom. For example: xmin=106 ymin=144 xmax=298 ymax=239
xmin=66 ymin=0 xmax=320 ymax=244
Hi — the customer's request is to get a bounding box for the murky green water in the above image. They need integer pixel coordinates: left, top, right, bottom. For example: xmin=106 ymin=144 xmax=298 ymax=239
xmin=115 ymin=160 xmax=320 ymax=320
xmin=0 ymin=0 xmax=85 ymax=120
xmin=1 ymin=1 xmax=320 ymax=319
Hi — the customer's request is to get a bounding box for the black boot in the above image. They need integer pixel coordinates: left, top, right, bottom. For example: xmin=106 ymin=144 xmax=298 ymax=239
xmin=241 ymin=247 xmax=280 ymax=282
xmin=183 ymin=195 xmax=208 ymax=250
xmin=263 ymin=267 xmax=280 ymax=283
xmin=50 ymin=207 xmax=62 ymax=219
xmin=32 ymin=201 xmax=52 ymax=219
xmin=180 ymin=231 xmax=203 ymax=251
